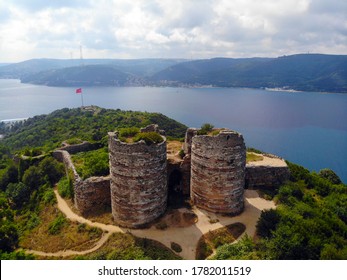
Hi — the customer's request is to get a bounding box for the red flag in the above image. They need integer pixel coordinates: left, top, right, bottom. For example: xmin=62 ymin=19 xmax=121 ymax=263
xmin=75 ymin=88 xmax=82 ymax=94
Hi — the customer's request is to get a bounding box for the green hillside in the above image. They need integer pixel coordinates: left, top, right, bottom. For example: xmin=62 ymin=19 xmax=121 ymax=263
xmin=152 ymin=54 xmax=347 ymax=93
xmin=0 ymin=106 xmax=187 ymax=152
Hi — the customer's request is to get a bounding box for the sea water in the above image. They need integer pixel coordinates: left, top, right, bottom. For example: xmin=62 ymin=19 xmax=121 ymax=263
xmin=1 ymin=79 xmax=346 ymax=183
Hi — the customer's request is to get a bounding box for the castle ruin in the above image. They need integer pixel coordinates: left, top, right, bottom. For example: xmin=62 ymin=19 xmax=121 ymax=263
xmin=54 ymin=124 xmax=290 ymax=229
xmin=108 ymin=127 xmax=167 ymax=228
xmin=190 ymin=129 xmax=246 ymax=215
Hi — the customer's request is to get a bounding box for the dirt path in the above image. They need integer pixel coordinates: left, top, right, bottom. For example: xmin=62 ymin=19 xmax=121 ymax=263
xmin=26 ymin=189 xmax=275 ymax=259
xmin=25 ymin=231 xmax=112 ymax=257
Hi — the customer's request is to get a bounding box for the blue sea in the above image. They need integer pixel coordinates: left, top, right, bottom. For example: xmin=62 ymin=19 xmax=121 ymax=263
xmin=1 ymin=79 xmax=347 ymax=183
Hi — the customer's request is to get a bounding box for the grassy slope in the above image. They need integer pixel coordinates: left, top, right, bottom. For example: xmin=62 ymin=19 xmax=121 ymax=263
xmin=1 ymin=106 xmax=187 ymax=152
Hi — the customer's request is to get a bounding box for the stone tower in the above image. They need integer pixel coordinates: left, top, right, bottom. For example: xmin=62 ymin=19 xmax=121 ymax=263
xmin=190 ymin=129 xmax=246 ymax=215
xmin=108 ymin=127 xmax=167 ymax=228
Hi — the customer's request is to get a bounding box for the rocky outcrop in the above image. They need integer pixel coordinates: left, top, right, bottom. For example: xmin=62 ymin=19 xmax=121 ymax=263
xmin=190 ymin=130 xmax=246 ymax=215
xmin=108 ymin=131 xmax=167 ymax=228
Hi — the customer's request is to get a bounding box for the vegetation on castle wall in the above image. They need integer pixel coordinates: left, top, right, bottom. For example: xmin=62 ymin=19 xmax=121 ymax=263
xmin=133 ymin=132 xmax=164 ymax=145
xmin=71 ymin=148 xmax=109 ymax=179
xmin=197 ymin=123 xmax=214 ymax=135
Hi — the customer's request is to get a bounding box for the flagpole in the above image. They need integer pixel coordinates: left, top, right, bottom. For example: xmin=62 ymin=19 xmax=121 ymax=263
xmin=75 ymin=88 xmax=84 ymax=108
xmin=81 ymin=91 xmax=84 ymax=108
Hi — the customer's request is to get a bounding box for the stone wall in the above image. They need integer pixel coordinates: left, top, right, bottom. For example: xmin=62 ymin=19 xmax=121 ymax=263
xmin=52 ymin=150 xmax=80 ymax=181
xmin=52 ymin=149 xmax=111 ymax=215
xmin=74 ymin=176 xmax=111 ymax=215
xmin=184 ymin=128 xmax=198 ymax=154
xmin=190 ymin=130 xmax=246 ymax=215
xmin=59 ymin=141 xmax=97 ymax=154
xmin=245 ymin=160 xmax=290 ymax=189
xmin=108 ymin=131 xmax=168 ymax=228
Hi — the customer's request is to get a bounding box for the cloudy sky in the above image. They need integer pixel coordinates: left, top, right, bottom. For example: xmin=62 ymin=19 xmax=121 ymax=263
xmin=0 ymin=0 xmax=346 ymax=62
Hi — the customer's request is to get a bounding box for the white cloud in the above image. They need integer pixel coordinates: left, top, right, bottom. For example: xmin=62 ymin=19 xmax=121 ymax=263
xmin=0 ymin=0 xmax=346 ymax=62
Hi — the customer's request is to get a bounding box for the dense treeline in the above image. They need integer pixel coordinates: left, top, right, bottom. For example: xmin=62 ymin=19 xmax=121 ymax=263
xmin=0 ymin=107 xmax=187 ymax=152
xmin=212 ymin=163 xmax=347 ymax=260
xmin=0 ymin=150 xmax=64 ymax=259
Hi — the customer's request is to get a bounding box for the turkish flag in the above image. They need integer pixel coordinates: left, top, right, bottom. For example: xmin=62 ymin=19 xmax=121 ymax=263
xmin=75 ymin=88 xmax=82 ymax=94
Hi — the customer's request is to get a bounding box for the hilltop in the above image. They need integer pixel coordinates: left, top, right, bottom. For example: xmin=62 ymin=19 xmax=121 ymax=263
xmin=1 ymin=54 xmax=346 ymax=93
xmin=0 ymin=106 xmax=187 ymax=152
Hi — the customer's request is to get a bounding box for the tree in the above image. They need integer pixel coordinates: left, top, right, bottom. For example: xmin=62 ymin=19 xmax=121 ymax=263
xmin=22 ymin=166 xmax=43 ymax=189
xmin=38 ymin=157 xmax=64 ymax=185
xmin=256 ymin=209 xmax=280 ymax=238
xmin=5 ymin=182 xmax=30 ymax=208
xmin=0 ymin=193 xmax=19 ymax=252
xmin=0 ymin=164 xmax=18 ymax=191
xmin=318 ymin=169 xmax=342 ymax=185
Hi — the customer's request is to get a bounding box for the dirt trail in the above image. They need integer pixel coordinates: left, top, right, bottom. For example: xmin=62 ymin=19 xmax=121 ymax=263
xmin=26 ymin=189 xmax=275 ymax=260
xmin=25 ymin=232 xmax=112 ymax=257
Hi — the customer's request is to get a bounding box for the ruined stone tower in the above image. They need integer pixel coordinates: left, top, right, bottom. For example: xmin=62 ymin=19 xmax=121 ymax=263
xmin=190 ymin=130 xmax=246 ymax=215
xmin=108 ymin=126 xmax=167 ymax=228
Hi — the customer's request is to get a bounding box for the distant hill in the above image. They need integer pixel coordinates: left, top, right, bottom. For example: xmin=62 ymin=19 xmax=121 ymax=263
xmin=151 ymin=54 xmax=347 ymax=93
xmin=0 ymin=58 xmax=186 ymax=80
xmin=1 ymin=54 xmax=346 ymax=92
xmin=20 ymin=65 xmax=139 ymax=86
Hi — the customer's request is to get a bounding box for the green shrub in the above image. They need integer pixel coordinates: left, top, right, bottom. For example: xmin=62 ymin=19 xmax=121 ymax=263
xmin=119 ymin=127 xmax=140 ymax=138
xmin=26 ymin=213 xmax=41 ymax=230
xmin=256 ymin=209 xmax=281 ymax=238
xmin=22 ymin=166 xmax=43 ymax=190
xmin=66 ymin=138 xmax=83 ymax=145
xmin=5 ymin=182 xmax=30 ymax=208
xmin=178 ymin=149 xmax=185 ymax=159
xmin=48 ymin=214 xmax=66 ymax=235
xmin=318 ymin=169 xmax=342 ymax=185
xmin=170 ymin=242 xmax=182 ymax=253
xmin=39 ymin=157 xmax=64 ymax=184
xmin=197 ymin=123 xmax=214 ymax=135
xmin=196 ymin=239 xmax=213 ymax=260
xmin=72 ymin=148 xmax=109 ymax=179
xmin=211 ymin=235 xmax=258 ymax=260
xmin=42 ymin=188 xmax=56 ymax=205
xmin=133 ymin=132 xmax=163 ymax=145
xmin=57 ymin=175 xmax=73 ymax=199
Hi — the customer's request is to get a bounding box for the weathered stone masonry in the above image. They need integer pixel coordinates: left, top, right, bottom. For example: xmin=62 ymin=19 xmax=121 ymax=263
xmin=54 ymin=124 xmax=290 ymax=227
xmin=108 ymin=131 xmax=167 ymax=228
xmin=190 ymin=130 xmax=246 ymax=215
xmin=245 ymin=154 xmax=290 ymax=189
xmin=53 ymin=149 xmax=111 ymax=216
